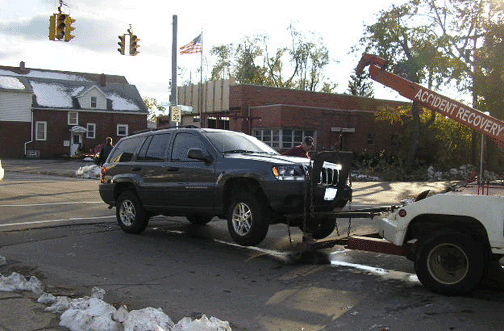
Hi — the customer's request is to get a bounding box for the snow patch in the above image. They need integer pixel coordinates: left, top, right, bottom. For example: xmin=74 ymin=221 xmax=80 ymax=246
xmin=0 ymin=69 xmax=91 ymax=82
xmin=0 ymin=272 xmax=43 ymax=295
xmin=30 ymin=81 xmax=75 ymax=108
xmin=0 ymin=76 xmax=25 ymax=90
xmin=107 ymin=91 xmax=140 ymax=111
xmin=76 ymin=164 xmax=101 ymax=179
xmin=0 ymin=256 xmax=232 ymax=331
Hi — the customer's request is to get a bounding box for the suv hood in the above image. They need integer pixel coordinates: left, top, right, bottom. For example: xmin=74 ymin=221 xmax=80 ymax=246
xmin=223 ymin=153 xmax=335 ymax=167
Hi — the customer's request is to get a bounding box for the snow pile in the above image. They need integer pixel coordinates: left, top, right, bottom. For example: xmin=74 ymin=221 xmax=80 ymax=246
xmin=0 ymin=272 xmax=43 ymax=295
xmin=0 ymin=255 xmax=232 ymax=331
xmin=76 ymin=164 xmax=101 ymax=179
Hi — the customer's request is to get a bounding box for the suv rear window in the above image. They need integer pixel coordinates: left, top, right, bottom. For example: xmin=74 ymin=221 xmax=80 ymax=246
xmin=108 ymin=136 xmax=143 ymax=163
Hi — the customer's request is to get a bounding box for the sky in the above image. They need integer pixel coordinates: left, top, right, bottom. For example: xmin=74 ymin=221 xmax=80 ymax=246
xmin=0 ymin=0 xmax=409 ymax=105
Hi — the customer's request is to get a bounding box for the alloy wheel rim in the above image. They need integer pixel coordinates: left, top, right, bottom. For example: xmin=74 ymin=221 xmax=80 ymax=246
xmin=232 ymin=202 xmax=252 ymax=236
xmin=120 ymin=200 xmax=136 ymax=226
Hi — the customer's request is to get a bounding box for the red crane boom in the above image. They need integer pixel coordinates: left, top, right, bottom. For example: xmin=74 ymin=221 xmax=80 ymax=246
xmin=357 ymin=54 xmax=504 ymax=144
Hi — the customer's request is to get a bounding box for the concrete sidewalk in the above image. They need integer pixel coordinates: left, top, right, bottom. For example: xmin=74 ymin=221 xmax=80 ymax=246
xmin=0 ymin=291 xmax=66 ymax=331
xmin=2 ymin=158 xmax=93 ymax=178
xmin=1 ymin=158 xmax=458 ymax=204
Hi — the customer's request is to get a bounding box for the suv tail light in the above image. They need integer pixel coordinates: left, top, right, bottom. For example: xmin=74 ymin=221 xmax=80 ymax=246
xmin=100 ymin=167 xmax=107 ymax=183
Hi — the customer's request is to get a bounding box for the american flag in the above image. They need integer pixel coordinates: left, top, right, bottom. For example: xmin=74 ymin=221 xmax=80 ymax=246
xmin=180 ymin=34 xmax=202 ymax=55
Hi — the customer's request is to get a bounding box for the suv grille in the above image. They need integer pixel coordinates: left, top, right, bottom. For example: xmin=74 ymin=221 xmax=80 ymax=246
xmin=319 ymin=167 xmax=338 ymax=186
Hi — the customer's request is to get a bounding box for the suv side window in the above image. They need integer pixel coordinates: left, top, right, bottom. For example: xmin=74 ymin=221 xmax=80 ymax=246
xmin=137 ymin=133 xmax=171 ymax=162
xmin=171 ymin=132 xmax=208 ymax=161
xmin=108 ymin=137 xmax=143 ymax=163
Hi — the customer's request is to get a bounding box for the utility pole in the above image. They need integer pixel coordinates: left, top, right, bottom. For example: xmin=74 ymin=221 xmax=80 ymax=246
xmin=171 ymin=15 xmax=177 ymax=107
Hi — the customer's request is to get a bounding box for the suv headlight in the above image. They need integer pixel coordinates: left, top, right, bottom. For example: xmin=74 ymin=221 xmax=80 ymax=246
xmin=272 ymin=166 xmax=305 ymax=181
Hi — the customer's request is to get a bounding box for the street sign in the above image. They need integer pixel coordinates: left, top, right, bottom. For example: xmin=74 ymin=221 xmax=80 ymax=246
xmin=171 ymin=106 xmax=181 ymax=123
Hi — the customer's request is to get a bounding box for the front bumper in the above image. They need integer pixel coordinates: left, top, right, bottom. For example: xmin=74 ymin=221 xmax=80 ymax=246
xmin=262 ymin=181 xmax=352 ymax=214
xmin=373 ymin=213 xmax=403 ymax=246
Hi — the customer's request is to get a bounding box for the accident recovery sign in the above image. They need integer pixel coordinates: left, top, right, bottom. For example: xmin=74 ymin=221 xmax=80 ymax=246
xmin=412 ymin=88 xmax=504 ymax=142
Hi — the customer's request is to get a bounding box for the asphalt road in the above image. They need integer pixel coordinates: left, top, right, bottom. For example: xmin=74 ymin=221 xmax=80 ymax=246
xmin=1 ymin=173 xmax=504 ymax=330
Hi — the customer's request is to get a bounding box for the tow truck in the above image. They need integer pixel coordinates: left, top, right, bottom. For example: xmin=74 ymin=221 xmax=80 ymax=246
xmin=301 ymin=54 xmax=504 ymax=296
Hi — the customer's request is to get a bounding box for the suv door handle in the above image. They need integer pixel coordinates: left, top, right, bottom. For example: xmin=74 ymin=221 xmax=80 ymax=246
xmin=166 ymin=167 xmax=179 ymax=172
xmin=132 ymin=166 xmax=142 ymax=171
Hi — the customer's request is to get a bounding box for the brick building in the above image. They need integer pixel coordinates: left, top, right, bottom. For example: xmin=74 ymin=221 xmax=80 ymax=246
xmin=178 ymin=82 xmax=406 ymax=154
xmin=0 ymin=62 xmax=148 ymax=158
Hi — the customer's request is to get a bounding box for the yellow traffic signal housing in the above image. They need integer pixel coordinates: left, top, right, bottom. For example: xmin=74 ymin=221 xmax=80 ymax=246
xmin=64 ymin=16 xmax=76 ymax=42
xmin=48 ymin=14 xmax=57 ymax=40
xmin=118 ymin=35 xmax=126 ymax=55
xmin=129 ymin=34 xmax=140 ymax=56
xmin=56 ymin=14 xmax=67 ymax=40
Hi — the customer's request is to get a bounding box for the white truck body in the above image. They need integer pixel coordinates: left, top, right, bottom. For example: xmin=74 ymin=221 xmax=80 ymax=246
xmin=374 ymin=193 xmax=504 ymax=254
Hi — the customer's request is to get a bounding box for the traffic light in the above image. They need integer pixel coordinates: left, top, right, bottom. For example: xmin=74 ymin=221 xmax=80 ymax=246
xmin=118 ymin=35 xmax=126 ymax=55
xmin=48 ymin=14 xmax=57 ymax=40
xmin=129 ymin=34 xmax=140 ymax=56
xmin=64 ymin=16 xmax=75 ymax=42
xmin=56 ymin=13 xmax=67 ymax=40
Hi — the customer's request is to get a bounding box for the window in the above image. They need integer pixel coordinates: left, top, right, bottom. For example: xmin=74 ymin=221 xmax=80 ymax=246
xmin=171 ymin=132 xmax=207 ymax=161
xmin=68 ymin=112 xmax=78 ymax=125
xmin=367 ymin=133 xmax=375 ymax=145
xmin=117 ymin=124 xmax=129 ymax=137
xmin=86 ymin=123 xmax=96 ymax=139
xmin=91 ymin=96 xmax=97 ymax=108
xmin=35 ymin=121 xmax=47 ymax=141
xmin=254 ymin=128 xmax=314 ymax=150
xmin=108 ymin=137 xmax=143 ymax=163
xmin=136 ymin=134 xmax=171 ymax=162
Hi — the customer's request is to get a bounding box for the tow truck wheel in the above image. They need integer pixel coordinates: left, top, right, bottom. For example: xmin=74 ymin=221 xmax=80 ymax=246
xmin=227 ymin=193 xmax=269 ymax=246
xmin=304 ymin=216 xmax=336 ymax=240
xmin=414 ymin=232 xmax=485 ymax=295
xmin=116 ymin=191 xmax=149 ymax=234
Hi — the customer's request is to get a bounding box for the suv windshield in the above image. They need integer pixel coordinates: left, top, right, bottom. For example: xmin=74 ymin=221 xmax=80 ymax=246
xmin=204 ymin=131 xmax=279 ymax=155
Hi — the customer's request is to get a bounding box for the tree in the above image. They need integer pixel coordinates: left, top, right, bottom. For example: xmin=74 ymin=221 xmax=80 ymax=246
xmin=208 ymin=24 xmax=336 ymax=92
xmin=359 ymin=1 xmax=440 ymax=168
xmin=357 ymin=0 xmax=504 ymax=169
xmin=144 ymin=97 xmax=166 ymax=122
xmin=210 ymin=45 xmax=233 ymax=80
xmin=348 ymin=68 xmax=374 ymax=97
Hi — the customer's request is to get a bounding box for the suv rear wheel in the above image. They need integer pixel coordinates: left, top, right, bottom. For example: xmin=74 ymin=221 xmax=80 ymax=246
xmin=227 ymin=193 xmax=269 ymax=246
xmin=116 ymin=191 xmax=149 ymax=233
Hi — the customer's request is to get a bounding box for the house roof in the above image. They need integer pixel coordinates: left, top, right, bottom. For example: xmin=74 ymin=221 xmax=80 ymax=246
xmin=0 ymin=64 xmax=147 ymax=114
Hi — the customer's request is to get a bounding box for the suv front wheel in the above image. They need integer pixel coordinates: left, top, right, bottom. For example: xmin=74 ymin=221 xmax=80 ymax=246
xmin=227 ymin=193 xmax=269 ymax=246
xmin=116 ymin=191 xmax=149 ymax=234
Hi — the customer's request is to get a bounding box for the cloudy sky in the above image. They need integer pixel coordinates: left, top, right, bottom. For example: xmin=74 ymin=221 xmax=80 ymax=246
xmin=0 ymin=0 xmax=407 ymax=104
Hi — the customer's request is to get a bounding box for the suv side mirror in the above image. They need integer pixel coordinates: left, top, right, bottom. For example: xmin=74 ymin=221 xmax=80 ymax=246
xmin=187 ymin=148 xmax=213 ymax=164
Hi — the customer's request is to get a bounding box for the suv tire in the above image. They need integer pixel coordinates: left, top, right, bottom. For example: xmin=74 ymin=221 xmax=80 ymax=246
xmin=116 ymin=191 xmax=149 ymax=234
xmin=227 ymin=193 xmax=269 ymax=246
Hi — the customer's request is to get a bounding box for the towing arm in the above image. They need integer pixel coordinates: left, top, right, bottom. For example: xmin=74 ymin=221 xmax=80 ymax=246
xmin=357 ymin=54 xmax=504 ymax=144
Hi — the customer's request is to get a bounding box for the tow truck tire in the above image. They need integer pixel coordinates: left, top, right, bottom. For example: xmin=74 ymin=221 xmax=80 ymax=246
xmin=227 ymin=193 xmax=269 ymax=246
xmin=414 ymin=232 xmax=485 ymax=295
xmin=116 ymin=191 xmax=149 ymax=234
xmin=309 ymin=217 xmax=337 ymax=240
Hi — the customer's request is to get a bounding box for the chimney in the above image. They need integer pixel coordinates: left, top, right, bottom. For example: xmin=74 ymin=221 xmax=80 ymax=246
xmin=19 ymin=61 xmax=25 ymax=70
xmin=99 ymin=73 xmax=106 ymax=87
